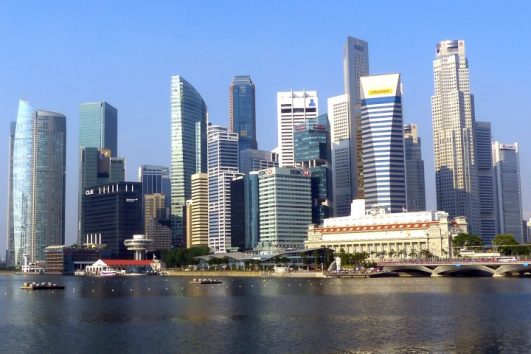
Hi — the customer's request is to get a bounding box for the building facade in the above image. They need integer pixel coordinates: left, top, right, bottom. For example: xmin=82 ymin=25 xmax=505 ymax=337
xmin=294 ymin=114 xmax=333 ymax=224
xmin=277 ymin=90 xmax=318 ymax=167
xmin=78 ymin=101 xmax=120 ymax=243
xmin=328 ymin=94 xmax=353 ymax=217
xmin=239 ymin=148 xmax=278 ymax=174
xmin=207 ymin=125 xmax=241 ymax=253
xmin=11 ymin=101 xmax=67 ymax=265
xmin=79 ymin=101 xmax=118 ymax=157
xmin=231 ymin=172 xmax=260 ymax=251
xmin=343 ymin=37 xmax=370 ymax=202
xmin=79 ymin=147 xmax=125 ymax=240
xmin=493 ymin=142 xmax=523 ymax=242
xmin=170 ymin=76 xmax=208 ymax=247
xmin=82 ymin=182 xmax=143 ymax=259
xmin=138 ymin=165 xmax=171 ymax=219
xmin=432 ymin=40 xmax=480 ymax=234
xmin=31 ymin=110 xmax=67 ymax=261
xmin=190 ymin=173 xmax=209 ymax=247
xmin=475 ymin=121 xmax=497 ymax=244
xmin=12 ymin=100 xmax=34 ymax=265
xmin=306 ymin=200 xmax=467 ymax=259
xmin=257 ymin=167 xmax=312 ymax=250
xmin=144 ymin=194 xmax=172 ymax=252
xmin=404 ymin=124 xmax=426 ymax=212
xmin=360 ymin=74 xmax=407 ymax=213
xmin=229 ymin=75 xmax=257 ymax=153
xmin=7 ymin=121 xmax=16 ymax=265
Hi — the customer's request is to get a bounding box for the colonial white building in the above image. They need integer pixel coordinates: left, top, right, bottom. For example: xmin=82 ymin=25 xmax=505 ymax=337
xmin=305 ymin=200 xmax=467 ymax=258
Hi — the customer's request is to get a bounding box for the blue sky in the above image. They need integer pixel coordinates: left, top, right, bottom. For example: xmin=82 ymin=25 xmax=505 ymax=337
xmin=1 ymin=1 xmax=531 ymax=252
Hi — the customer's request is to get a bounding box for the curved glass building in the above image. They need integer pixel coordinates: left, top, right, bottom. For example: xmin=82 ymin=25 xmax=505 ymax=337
xmin=170 ymin=76 xmax=208 ymax=247
xmin=12 ymin=100 xmax=34 ymax=265
xmin=11 ymin=101 xmax=67 ymax=264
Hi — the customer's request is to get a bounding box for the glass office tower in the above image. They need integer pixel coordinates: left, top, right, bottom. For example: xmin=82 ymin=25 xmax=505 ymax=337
xmin=31 ymin=110 xmax=67 ymax=261
xmin=12 ymin=100 xmax=34 ymax=265
xmin=230 ymin=75 xmax=257 ymax=154
xmin=79 ymin=102 xmax=118 ymax=157
xmin=170 ymin=76 xmax=208 ymax=247
xmin=11 ymin=101 xmax=67 ymax=264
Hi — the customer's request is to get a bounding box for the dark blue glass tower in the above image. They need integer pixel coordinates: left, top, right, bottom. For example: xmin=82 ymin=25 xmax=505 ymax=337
xmin=230 ymin=75 xmax=257 ymax=154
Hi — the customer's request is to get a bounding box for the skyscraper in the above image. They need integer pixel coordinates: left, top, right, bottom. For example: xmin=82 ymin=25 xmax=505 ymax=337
xmin=432 ymin=40 xmax=480 ymax=234
xmin=475 ymin=121 xmax=496 ymax=244
xmin=170 ymin=76 xmax=208 ymax=247
xmin=6 ymin=121 xmax=16 ymax=266
xmin=31 ymin=110 xmax=67 ymax=261
xmin=231 ymin=172 xmax=260 ymax=251
xmin=404 ymin=124 xmax=426 ymax=211
xmin=229 ymin=75 xmax=257 ymax=154
xmin=79 ymin=102 xmax=117 ymax=157
xmin=257 ymin=167 xmax=312 ymax=250
xmin=138 ymin=165 xmax=171 ymax=213
xmin=277 ymin=90 xmax=318 ymax=167
xmin=144 ymin=194 xmax=172 ymax=252
xmin=294 ymin=114 xmax=333 ymax=224
xmin=79 ymin=147 xmax=125 ymax=242
xmin=78 ymin=101 xmax=120 ymax=243
xmin=343 ymin=37 xmax=369 ymax=200
xmin=82 ymin=182 xmax=143 ymax=259
xmin=328 ymin=94 xmax=352 ymax=216
xmin=207 ymin=125 xmax=241 ymax=253
xmin=12 ymin=100 xmax=33 ymax=265
xmin=11 ymin=100 xmax=67 ymax=265
xmin=239 ymin=149 xmax=278 ymax=174
xmin=493 ymin=142 xmax=523 ymax=242
xmin=190 ymin=173 xmax=209 ymax=247
xmin=360 ymin=74 xmax=406 ymax=213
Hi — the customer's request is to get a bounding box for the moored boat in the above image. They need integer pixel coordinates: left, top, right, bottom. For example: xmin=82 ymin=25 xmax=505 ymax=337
xmin=20 ymin=282 xmax=65 ymax=290
xmin=190 ymin=278 xmax=222 ymax=284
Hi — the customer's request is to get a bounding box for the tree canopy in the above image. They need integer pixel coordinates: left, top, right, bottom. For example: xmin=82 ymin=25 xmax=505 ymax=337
xmin=162 ymin=246 xmax=210 ymax=268
xmin=452 ymin=233 xmax=483 ymax=248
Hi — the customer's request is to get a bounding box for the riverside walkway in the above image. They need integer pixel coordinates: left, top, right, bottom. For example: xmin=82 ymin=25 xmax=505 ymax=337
xmin=377 ymin=258 xmax=531 ymax=277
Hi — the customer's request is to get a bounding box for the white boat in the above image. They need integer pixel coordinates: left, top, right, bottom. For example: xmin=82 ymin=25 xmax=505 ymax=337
xmin=99 ymin=270 xmax=118 ymax=277
xmin=74 ymin=270 xmax=86 ymax=276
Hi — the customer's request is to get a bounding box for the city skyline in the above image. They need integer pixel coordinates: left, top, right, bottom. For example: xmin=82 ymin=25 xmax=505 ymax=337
xmin=2 ymin=2 xmax=531 ymax=254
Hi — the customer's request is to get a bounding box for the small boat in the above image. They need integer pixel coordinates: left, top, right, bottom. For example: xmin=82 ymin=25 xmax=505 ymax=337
xmin=190 ymin=278 xmax=222 ymax=284
xmin=99 ymin=270 xmax=118 ymax=277
xmin=74 ymin=270 xmax=86 ymax=276
xmin=20 ymin=282 xmax=65 ymax=290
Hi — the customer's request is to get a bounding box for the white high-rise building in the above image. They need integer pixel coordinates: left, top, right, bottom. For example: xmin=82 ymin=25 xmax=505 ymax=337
xmin=277 ymin=90 xmax=318 ymax=167
xmin=207 ymin=125 xmax=242 ymax=253
xmin=257 ymin=167 xmax=312 ymax=250
xmin=328 ymin=94 xmax=352 ymax=216
xmin=432 ymin=40 xmax=480 ymax=234
xmin=360 ymin=74 xmax=407 ymax=213
xmin=493 ymin=142 xmax=523 ymax=242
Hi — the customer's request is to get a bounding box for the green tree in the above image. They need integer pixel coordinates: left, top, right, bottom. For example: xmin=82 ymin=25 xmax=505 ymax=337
xmin=452 ymin=233 xmax=483 ymax=248
xmin=493 ymin=234 xmax=519 ymax=255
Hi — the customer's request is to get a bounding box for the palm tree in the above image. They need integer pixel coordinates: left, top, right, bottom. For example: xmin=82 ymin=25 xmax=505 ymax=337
xmin=388 ymin=249 xmax=396 ymax=259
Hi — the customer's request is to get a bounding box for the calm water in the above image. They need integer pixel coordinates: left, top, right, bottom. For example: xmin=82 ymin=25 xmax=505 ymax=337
xmin=1 ymin=275 xmax=531 ymax=353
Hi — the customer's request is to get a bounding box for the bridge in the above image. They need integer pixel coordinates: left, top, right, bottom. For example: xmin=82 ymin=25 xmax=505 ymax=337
xmin=377 ymin=259 xmax=531 ymax=277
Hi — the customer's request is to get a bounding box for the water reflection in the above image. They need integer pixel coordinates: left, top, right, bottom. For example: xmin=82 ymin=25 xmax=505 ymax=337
xmin=1 ymin=275 xmax=530 ymax=353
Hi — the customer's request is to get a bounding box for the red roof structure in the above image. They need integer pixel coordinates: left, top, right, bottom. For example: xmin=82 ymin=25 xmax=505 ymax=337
xmin=102 ymin=259 xmax=153 ymax=266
